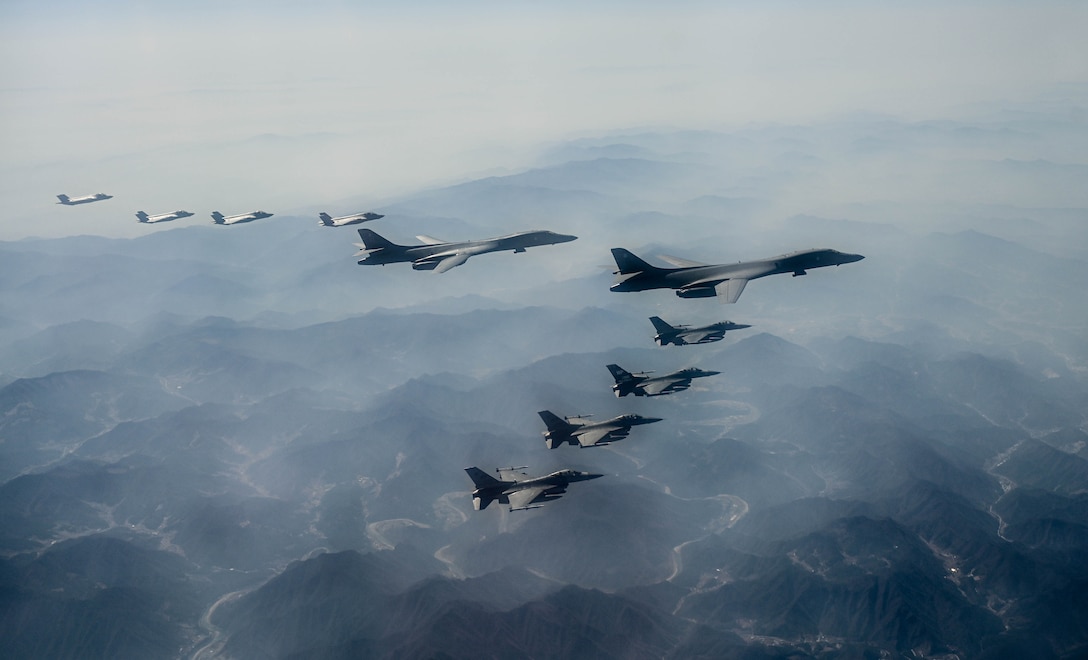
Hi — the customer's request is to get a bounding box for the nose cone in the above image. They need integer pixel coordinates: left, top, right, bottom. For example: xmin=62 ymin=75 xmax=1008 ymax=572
xmin=551 ymin=232 xmax=578 ymax=244
xmin=638 ymin=416 xmax=664 ymax=425
xmin=581 ymin=472 xmax=605 ymax=481
xmin=699 ymin=370 xmax=721 ymax=377
xmin=840 ymin=252 xmax=865 ymax=264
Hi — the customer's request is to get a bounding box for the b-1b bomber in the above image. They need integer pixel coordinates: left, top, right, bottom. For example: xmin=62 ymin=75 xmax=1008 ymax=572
xmin=611 ymin=246 xmax=864 ymax=303
xmin=354 ymin=228 xmax=577 ymax=273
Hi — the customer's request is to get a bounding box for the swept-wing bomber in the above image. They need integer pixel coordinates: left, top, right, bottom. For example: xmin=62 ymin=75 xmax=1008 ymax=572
xmin=211 ymin=210 xmax=273 ymax=225
xmin=607 ymin=363 xmax=720 ymax=397
xmin=611 ymin=247 xmax=864 ymax=303
xmin=57 ymin=193 xmax=112 ymax=205
xmin=319 ymin=211 xmax=384 ymax=227
xmin=538 ymin=410 xmax=662 ymax=448
xmin=354 ymin=228 xmax=577 ymax=273
xmin=464 ymin=466 xmax=603 ymax=511
xmin=136 ymin=210 xmax=193 ymax=224
xmin=650 ymin=316 xmax=751 ymax=346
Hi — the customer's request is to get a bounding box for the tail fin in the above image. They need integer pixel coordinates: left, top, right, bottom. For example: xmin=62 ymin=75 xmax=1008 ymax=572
xmin=464 ymin=467 xmax=502 ymax=489
xmin=318 ymin=212 xmax=334 ymax=226
xmin=537 ymin=410 xmax=573 ymax=432
xmin=211 ymin=211 xmax=225 ymax=224
xmin=649 ymin=316 xmax=675 ymax=334
xmin=606 ymin=364 xmax=635 ymax=383
xmin=135 ymin=211 xmax=149 ymax=223
xmin=56 ymin=194 xmax=70 ymax=203
xmin=355 ymin=228 xmax=402 ymax=250
xmin=611 ymin=248 xmax=659 ymax=274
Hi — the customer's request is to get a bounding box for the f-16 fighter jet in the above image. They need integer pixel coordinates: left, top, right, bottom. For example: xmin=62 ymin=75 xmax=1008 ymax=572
xmin=610 ymin=247 xmax=864 ymax=303
xmin=607 ymin=363 xmax=720 ymax=397
xmin=57 ymin=193 xmax=112 ymax=205
xmin=318 ymin=211 xmax=384 ymax=227
xmin=650 ymin=316 xmax=751 ymax=346
xmin=538 ymin=410 xmax=662 ymax=448
xmin=136 ymin=210 xmax=194 ymax=224
xmin=211 ymin=210 xmax=273 ymax=225
xmin=354 ymin=228 xmax=577 ymax=273
xmin=464 ymin=466 xmax=603 ymax=511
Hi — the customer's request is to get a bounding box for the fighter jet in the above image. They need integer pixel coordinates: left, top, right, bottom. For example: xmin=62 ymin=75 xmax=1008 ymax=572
xmin=538 ymin=410 xmax=662 ymax=448
xmin=136 ymin=210 xmax=194 ymax=224
xmin=649 ymin=316 xmax=751 ymax=346
xmin=354 ymin=228 xmax=577 ymax=273
xmin=610 ymin=247 xmax=864 ymax=303
xmin=319 ymin=211 xmax=384 ymax=227
xmin=607 ymin=363 xmax=720 ymax=397
xmin=465 ymin=466 xmax=603 ymax=511
xmin=211 ymin=210 xmax=273 ymax=225
xmin=57 ymin=193 xmax=112 ymax=206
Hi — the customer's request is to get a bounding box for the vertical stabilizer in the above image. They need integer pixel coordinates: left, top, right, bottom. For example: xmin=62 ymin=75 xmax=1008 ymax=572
xmin=649 ymin=316 xmax=675 ymax=334
xmin=211 ymin=211 xmax=226 ymax=224
xmin=611 ymin=248 xmax=659 ymax=274
xmin=135 ymin=211 xmax=149 ymax=223
xmin=56 ymin=194 xmax=70 ymax=204
xmin=318 ymin=212 xmax=334 ymax=226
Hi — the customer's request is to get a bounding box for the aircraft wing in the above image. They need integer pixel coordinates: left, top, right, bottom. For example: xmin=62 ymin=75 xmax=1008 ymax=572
xmin=508 ymin=486 xmax=551 ymax=510
xmin=683 ymin=330 xmax=718 ymax=344
xmin=576 ymin=427 xmax=616 ymax=447
xmin=659 ymin=255 xmax=708 ymax=268
xmin=426 ymin=253 xmax=471 ymax=273
xmin=642 ymin=378 xmax=689 ymax=396
xmin=416 ymin=235 xmax=447 ymax=245
xmin=714 ymin=278 xmax=749 ymax=303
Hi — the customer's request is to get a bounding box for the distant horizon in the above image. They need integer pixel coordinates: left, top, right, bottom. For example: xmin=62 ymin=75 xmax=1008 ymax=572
xmin=3 ymin=2 xmax=1086 ymax=239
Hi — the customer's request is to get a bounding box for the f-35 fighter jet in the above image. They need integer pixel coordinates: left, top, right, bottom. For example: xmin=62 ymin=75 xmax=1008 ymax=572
xmin=354 ymin=228 xmax=577 ymax=273
xmin=464 ymin=466 xmax=603 ymax=511
xmin=57 ymin=193 xmax=112 ymax=205
xmin=537 ymin=410 xmax=662 ymax=448
xmin=211 ymin=210 xmax=273 ymax=225
xmin=610 ymin=247 xmax=864 ymax=303
xmin=607 ymin=363 xmax=720 ymax=397
xmin=319 ymin=211 xmax=384 ymax=227
xmin=649 ymin=316 xmax=751 ymax=346
xmin=136 ymin=210 xmax=193 ymax=224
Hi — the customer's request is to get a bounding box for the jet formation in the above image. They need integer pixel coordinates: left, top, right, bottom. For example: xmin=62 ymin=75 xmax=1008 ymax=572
xmin=611 ymin=247 xmax=864 ymax=303
xmin=319 ymin=211 xmax=384 ymax=227
xmin=650 ymin=316 xmax=750 ymax=346
xmin=211 ymin=210 xmax=274 ymax=225
xmin=57 ymin=193 xmax=112 ymax=206
xmin=354 ymin=228 xmax=577 ymax=273
xmin=607 ymin=364 xmax=721 ymax=398
xmin=538 ymin=410 xmax=662 ymax=448
xmin=136 ymin=210 xmax=194 ymax=224
xmin=465 ymin=466 xmax=603 ymax=511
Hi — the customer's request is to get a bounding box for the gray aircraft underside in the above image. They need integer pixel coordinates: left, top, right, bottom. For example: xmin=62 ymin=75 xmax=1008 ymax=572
xmin=319 ymin=211 xmax=384 ymax=227
xmin=649 ymin=316 xmax=751 ymax=346
xmin=607 ymin=363 xmax=720 ymax=397
xmin=354 ymin=228 xmax=577 ymax=273
xmin=57 ymin=193 xmax=112 ymax=205
xmin=136 ymin=210 xmax=194 ymax=224
xmin=611 ymin=247 xmax=864 ymax=303
xmin=212 ymin=211 xmax=273 ymax=225
xmin=464 ymin=466 xmax=603 ymax=511
xmin=537 ymin=410 xmax=662 ymax=448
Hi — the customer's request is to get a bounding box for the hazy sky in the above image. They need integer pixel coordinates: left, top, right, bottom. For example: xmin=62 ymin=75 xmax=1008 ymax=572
xmin=1 ymin=2 xmax=1086 ymax=239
